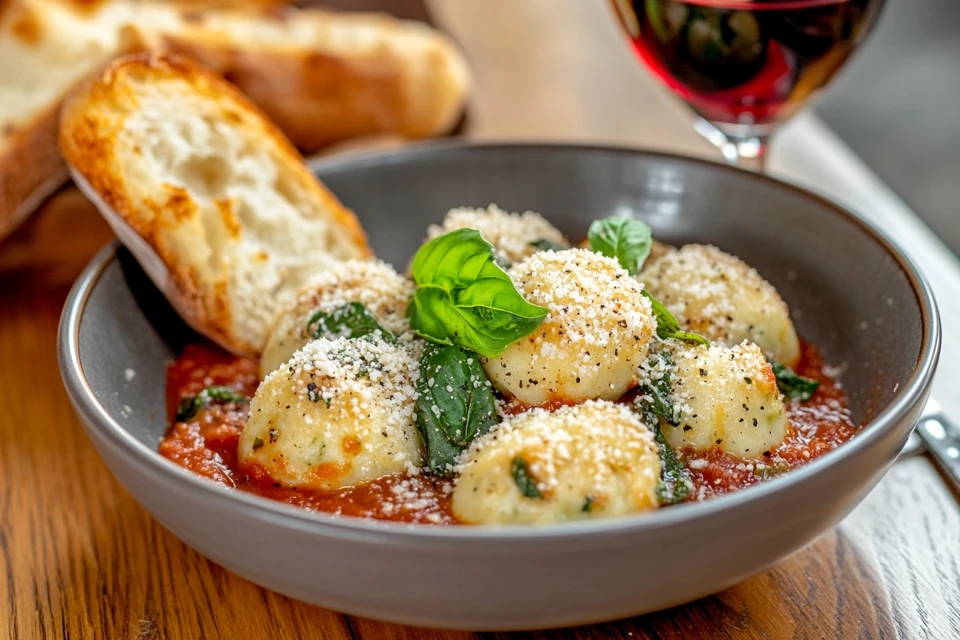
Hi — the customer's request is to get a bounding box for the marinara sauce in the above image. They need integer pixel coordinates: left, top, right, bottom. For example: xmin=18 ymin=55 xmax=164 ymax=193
xmin=159 ymin=341 xmax=857 ymax=523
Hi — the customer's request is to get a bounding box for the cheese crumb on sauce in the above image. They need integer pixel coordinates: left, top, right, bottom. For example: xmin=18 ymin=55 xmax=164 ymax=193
xmin=425 ymin=204 xmax=569 ymax=266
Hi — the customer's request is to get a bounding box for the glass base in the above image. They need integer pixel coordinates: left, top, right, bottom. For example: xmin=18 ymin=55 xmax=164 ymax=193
xmin=693 ymin=118 xmax=770 ymax=173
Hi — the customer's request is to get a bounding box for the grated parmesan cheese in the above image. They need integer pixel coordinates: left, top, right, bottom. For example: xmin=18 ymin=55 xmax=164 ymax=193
xmin=659 ymin=340 xmax=789 ymax=460
xmin=452 ymin=401 xmax=661 ymax=524
xmin=259 ymin=260 xmax=414 ymax=377
xmin=238 ymin=335 xmax=423 ymax=491
xmin=483 ymin=249 xmax=655 ymax=405
xmin=641 ymin=244 xmax=801 ymax=367
xmin=424 ymin=204 xmax=569 ymax=266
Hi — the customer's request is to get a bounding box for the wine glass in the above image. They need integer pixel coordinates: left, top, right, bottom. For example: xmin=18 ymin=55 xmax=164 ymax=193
xmin=610 ymin=0 xmax=886 ymax=171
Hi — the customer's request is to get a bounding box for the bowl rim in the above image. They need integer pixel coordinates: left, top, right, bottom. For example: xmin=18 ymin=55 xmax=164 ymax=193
xmin=58 ymin=141 xmax=941 ymax=541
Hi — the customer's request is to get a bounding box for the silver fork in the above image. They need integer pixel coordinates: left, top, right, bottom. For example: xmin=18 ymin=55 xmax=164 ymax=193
xmin=900 ymin=398 xmax=960 ymax=490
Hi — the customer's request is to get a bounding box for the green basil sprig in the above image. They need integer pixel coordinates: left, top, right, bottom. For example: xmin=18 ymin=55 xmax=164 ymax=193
xmin=587 ymin=216 xmax=653 ymax=275
xmin=176 ymin=386 xmax=247 ymax=422
xmin=635 ymin=352 xmax=690 ymax=505
xmin=511 ymin=456 xmax=543 ymax=499
xmin=529 ymin=238 xmax=567 ymax=253
xmin=306 ymin=302 xmax=397 ymax=343
xmin=641 ymin=291 xmax=711 ymax=346
xmin=408 ymin=229 xmax=548 ymax=357
xmin=414 ymin=343 xmax=499 ymax=474
xmin=770 ymin=361 xmax=820 ymax=401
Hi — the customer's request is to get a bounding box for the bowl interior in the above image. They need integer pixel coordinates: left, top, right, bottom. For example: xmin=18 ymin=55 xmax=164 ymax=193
xmin=78 ymin=144 xmax=924 ymax=454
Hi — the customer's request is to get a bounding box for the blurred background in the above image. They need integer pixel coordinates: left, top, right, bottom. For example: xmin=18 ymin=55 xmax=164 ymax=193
xmin=0 ymin=0 xmax=957 ymax=263
xmin=817 ymin=0 xmax=960 ymax=257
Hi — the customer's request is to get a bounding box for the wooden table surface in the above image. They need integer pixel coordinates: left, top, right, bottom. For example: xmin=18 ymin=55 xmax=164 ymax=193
xmin=2 ymin=1 xmax=960 ymax=638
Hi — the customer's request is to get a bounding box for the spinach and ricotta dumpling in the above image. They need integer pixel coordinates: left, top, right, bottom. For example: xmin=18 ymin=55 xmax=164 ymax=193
xmin=260 ymin=260 xmax=414 ymax=377
xmin=651 ymin=340 xmax=789 ymax=460
xmin=423 ymin=204 xmax=569 ymax=267
xmin=483 ymin=249 xmax=656 ymax=406
xmin=239 ymin=336 xmax=422 ymax=490
xmin=452 ymin=401 xmax=661 ymax=524
xmin=640 ymin=244 xmax=801 ymax=367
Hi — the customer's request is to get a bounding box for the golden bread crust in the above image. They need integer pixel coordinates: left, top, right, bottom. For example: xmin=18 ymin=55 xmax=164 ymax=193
xmin=59 ymin=52 xmax=372 ymax=354
xmin=1 ymin=0 xmax=469 ymax=242
xmin=0 ymin=103 xmax=67 ymax=242
xmin=149 ymin=5 xmax=470 ymax=152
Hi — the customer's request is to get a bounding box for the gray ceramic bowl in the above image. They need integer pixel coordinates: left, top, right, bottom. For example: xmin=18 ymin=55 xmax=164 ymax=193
xmin=59 ymin=143 xmax=939 ymax=630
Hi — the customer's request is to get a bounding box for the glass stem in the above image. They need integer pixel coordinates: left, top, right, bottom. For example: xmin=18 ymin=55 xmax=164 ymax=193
xmin=693 ymin=118 xmax=770 ymax=173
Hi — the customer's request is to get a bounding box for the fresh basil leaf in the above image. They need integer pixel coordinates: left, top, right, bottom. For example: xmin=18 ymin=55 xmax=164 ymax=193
xmin=587 ymin=216 xmax=653 ymax=275
xmin=529 ymin=238 xmax=567 ymax=253
xmin=511 ymin=456 xmax=543 ymax=499
xmin=176 ymin=386 xmax=247 ymax=422
xmin=770 ymin=361 xmax=820 ymax=401
xmin=641 ymin=291 xmax=711 ymax=345
xmin=306 ymin=302 xmax=396 ymax=343
xmin=408 ymin=229 xmax=549 ymax=357
xmin=414 ymin=343 xmax=499 ymax=474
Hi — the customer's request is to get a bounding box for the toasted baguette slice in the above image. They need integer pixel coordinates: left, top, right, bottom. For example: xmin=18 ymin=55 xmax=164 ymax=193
xmin=59 ymin=53 xmax=372 ymax=355
xmin=0 ymin=0 xmax=144 ymax=242
xmin=1 ymin=0 xmax=470 ymax=242
xmin=144 ymin=3 xmax=471 ymax=152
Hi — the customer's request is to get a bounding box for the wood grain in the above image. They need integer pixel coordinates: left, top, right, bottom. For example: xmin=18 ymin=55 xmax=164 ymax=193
xmin=1 ymin=0 xmax=959 ymax=638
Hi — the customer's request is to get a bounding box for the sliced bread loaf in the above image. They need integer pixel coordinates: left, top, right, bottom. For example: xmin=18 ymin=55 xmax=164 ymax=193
xmin=59 ymin=52 xmax=372 ymax=355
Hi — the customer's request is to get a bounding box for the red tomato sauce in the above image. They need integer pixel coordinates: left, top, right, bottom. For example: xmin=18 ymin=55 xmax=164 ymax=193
xmin=159 ymin=341 xmax=858 ymax=523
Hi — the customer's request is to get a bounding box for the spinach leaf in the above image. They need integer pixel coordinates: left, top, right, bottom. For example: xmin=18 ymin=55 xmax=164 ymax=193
xmin=414 ymin=343 xmax=499 ymax=474
xmin=770 ymin=361 xmax=820 ymax=401
xmin=587 ymin=216 xmax=653 ymax=275
xmin=306 ymin=302 xmax=396 ymax=343
xmin=641 ymin=291 xmax=711 ymax=345
xmin=634 ymin=353 xmax=689 ymax=505
xmin=176 ymin=386 xmax=247 ymax=422
xmin=529 ymin=238 xmax=567 ymax=253
xmin=408 ymin=229 xmax=548 ymax=357
xmin=511 ymin=456 xmax=543 ymax=499
xmin=637 ymin=352 xmax=680 ymax=426
xmin=652 ymin=423 xmax=690 ymax=505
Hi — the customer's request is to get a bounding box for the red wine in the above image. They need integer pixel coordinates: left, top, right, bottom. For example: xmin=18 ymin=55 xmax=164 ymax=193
xmin=611 ymin=0 xmax=884 ymax=130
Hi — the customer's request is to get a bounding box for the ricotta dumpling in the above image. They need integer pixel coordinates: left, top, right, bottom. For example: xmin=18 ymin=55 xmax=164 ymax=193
xmin=452 ymin=401 xmax=661 ymax=524
xmin=640 ymin=244 xmax=801 ymax=367
xmin=260 ymin=260 xmax=414 ymax=377
xmin=654 ymin=340 xmax=789 ymax=459
xmin=424 ymin=204 xmax=569 ymax=266
xmin=239 ymin=336 xmax=422 ymax=490
xmin=483 ymin=249 xmax=656 ymax=406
